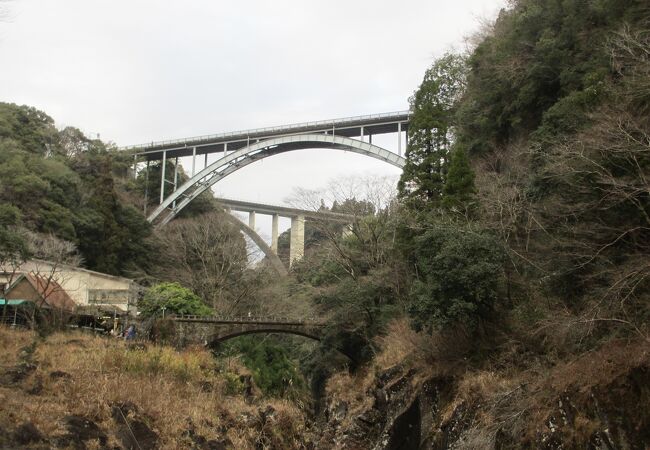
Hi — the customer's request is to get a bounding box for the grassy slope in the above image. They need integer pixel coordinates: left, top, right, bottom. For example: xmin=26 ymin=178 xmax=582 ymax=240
xmin=0 ymin=327 xmax=308 ymax=449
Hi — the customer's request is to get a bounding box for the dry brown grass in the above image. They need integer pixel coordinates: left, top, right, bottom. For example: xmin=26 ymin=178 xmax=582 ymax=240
xmin=0 ymin=326 xmax=34 ymax=366
xmin=0 ymin=327 xmax=308 ymax=449
xmin=374 ymin=318 xmax=472 ymax=376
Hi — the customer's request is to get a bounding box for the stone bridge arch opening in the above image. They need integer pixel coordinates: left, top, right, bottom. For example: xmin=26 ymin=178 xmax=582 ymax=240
xmin=208 ymin=329 xmax=356 ymax=362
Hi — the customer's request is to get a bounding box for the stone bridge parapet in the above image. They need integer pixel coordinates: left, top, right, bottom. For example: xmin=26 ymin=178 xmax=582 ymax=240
xmin=171 ymin=315 xmax=326 ymax=347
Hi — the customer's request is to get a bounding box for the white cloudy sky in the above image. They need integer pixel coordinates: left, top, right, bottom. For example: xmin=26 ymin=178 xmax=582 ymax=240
xmin=0 ymin=0 xmax=506 ymax=240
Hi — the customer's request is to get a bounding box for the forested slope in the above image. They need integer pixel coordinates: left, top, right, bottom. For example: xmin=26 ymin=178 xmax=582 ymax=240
xmin=0 ymin=104 xmax=155 ymax=276
xmin=299 ymin=0 xmax=650 ymax=447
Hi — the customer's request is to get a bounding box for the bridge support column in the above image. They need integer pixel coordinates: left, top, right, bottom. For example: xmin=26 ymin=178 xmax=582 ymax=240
xmin=342 ymin=224 xmax=353 ymax=238
xmin=191 ymin=146 xmax=197 ymax=176
xmin=159 ymin=150 xmax=167 ymax=204
xmin=289 ymin=215 xmax=305 ymax=266
xmin=398 ymin=122 xmax=402 ymax=156
xmin=248 ymin=211 xmax=256 ymax=230
xmin=172 ymin=157 xmax=179 ymax=208
xmin=144 ymin=160 xmax=149 ymax=215
xmin=271 ymin=214 xmax=279 ymax=253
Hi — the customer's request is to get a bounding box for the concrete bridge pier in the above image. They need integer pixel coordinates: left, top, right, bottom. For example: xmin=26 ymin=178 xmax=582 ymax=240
xmin=271 ymin=214 xmax=279 ymax=252
xmin=289 ymin=215 xmax=305 ymax=266
xmin=248 ymin=211 xmax=256 ymax=230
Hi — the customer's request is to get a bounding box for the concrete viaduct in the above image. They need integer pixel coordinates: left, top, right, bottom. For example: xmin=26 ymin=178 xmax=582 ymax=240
xmin=125 ymin=111 xmax=410 ymax=273
xmin=215 ymin=197 xmax=354 ymax=275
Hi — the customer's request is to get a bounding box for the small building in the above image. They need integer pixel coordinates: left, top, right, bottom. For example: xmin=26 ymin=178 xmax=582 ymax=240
xmin=5 ymin=273 xmax=76 ymax=311
xmin=3 ymin=259 xmax=140 ymax=315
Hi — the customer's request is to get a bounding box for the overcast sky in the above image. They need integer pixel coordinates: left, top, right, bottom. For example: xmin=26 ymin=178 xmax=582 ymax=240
xmin=0 ymin=0 xmax=506 ymax=240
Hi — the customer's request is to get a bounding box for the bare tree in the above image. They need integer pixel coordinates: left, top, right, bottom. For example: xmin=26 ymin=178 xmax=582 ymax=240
xmin=154 ymin=211 xmax=261 ymax=315
xmin=8 ymin=232 xmax=83 ymax=331
xmin=0 ymin=226 xmax=30 ymax=324
xmin=284 ymin=175 xmax=401 ymax=280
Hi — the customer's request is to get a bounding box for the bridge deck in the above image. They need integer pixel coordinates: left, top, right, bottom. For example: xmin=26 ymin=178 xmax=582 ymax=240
xmin=124 ymin=110 xmax=410 ymax=161
xmin=216 ymin=197 xmax=354 ymax=222
xmin=171 ymin=315 xmax=326 ymax=327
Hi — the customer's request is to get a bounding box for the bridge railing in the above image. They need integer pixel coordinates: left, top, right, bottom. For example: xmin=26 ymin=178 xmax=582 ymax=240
xmin=121 ymin=110 xmax=411 ymax=151
xmin=170 ymin=314 xmax=325 ymax=325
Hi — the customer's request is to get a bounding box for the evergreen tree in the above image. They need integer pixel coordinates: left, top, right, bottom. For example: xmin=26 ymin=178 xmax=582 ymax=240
xmin=442 ymin=146 xmax=476 ymax=212
xmin=398 ymin=53 xmax=466 ymax=209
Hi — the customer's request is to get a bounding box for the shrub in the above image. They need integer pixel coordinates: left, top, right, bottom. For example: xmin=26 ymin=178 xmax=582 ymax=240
xmin=407 ymin=226 xmax=504 ymax=331
xmin=138 ymin=282 xmax=212 ymax=318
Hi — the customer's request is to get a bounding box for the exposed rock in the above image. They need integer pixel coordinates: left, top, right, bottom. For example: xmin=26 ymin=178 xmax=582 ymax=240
xmin=331 ymin=401 xmax=348 ymax=423
xmin=239 ymin=374 xmax=254 ymax=400
xmin=0 ymin=362 xmax=37 ymax=384
xmin=13 ymin=421 xmax=44 ymax=445
xmin=62 ymin=415 xmax=107 ymax=445
xmin=49 ymin=370 xmax=72 ymax=379
xmin=114 ymin=420 xmax=158 ymax=450
xmin=111 ymin=402 xmax=158 ymax=450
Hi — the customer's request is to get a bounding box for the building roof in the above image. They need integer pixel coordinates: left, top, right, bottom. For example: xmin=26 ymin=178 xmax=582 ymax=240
xmin=26 ymin=259 xmax=136 ymax=284
xmin=6 ymin=273 xmax=76 ymax=311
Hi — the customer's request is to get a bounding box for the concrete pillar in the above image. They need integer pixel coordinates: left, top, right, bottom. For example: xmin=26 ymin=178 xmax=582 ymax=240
xmin=289 ymin=215 xmax=305 ymax=266
xmin=132 ymin=154 xmax=138 ymax=179
xmin=191 ymin=146 xmax=196 ymax=177
xmin=159 ymin=150 xmax=167 ymax=204
xmin=342 ymin=224 xmax=354 ymax=238
xmin=248 ymin=211 xmax=256 ymax=230
xmin=173 ymin=157 xmax=179 ymax=191
xmin=172 ymin=157 xmax=179 ymax=208
xmin=271 ymin=214 xmax=279 ymax=253
xmin=398 ymin=122 xmax=402 ymax=157
xmin=144 ymin=160 xmax=149 ymax=215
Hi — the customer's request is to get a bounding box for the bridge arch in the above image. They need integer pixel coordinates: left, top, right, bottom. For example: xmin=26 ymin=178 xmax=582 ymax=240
xmin=212 ymin=328 xmax=321 ymax=343
xmin=209 ymin=328 xmax=356 ymax=361
xmin=148 ymin=134 xmax=406 ymax=226
xmin=221 ymin=214 xmax=288 ymax=276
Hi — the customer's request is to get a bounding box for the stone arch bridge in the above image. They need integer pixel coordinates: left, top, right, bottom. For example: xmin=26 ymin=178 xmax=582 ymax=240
xmin=172 ymin=315 xmax=325 ymax=345
xmin=171 ymin=315 xmax=358 ymax=360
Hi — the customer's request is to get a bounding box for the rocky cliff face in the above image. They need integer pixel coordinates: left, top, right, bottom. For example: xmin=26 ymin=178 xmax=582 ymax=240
xmin=314 ymin=339 xmax=649 ymax=449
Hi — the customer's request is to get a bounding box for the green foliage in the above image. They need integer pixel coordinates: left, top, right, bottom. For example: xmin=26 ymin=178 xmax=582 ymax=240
xmin=442 ymin=146 xmax=476 ymax=212
xmin=139 ymin=282 xmax=212 ymax=318
xmin=0 ymin=204 xmax=21 ymax=228
xmin=294 ymin=256 xmax=348 ymax=287
xmin=456 ymin=0 xmax=646 ymax=153
xmin=398 ymin=53 xmax=467 ymax=208
xmin=0 ymin=102 xmax=157 ymax=276
xmin=0 ymin=103 xmax=57 ymax=154
xmin=221 ymin=336 xmax=305 ymax=398
xmin=407 ymin=226 xmax=504 ymax=331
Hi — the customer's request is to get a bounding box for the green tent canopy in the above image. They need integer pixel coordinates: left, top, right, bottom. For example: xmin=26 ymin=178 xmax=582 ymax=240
xmin=0 ymin=299 xmax=31 ymax=306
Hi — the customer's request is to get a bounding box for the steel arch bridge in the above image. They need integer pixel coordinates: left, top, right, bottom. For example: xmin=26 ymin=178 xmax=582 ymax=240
xmin=148 ymin=133 xmax=406 ymax=225
xmin=127 ymin=111 xmax=410 ymax=274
